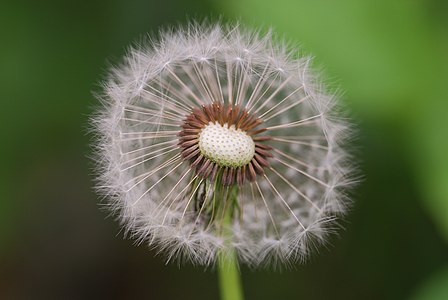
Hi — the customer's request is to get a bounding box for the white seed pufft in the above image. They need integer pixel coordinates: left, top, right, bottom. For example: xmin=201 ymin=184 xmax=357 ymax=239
xmin=92 ymin=22 xmax=356 ymax=267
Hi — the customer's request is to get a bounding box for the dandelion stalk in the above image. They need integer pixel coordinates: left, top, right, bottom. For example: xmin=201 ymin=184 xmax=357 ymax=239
xmin=218 ymin=248 xmax=243 ymax=300
xmin=217 ymin=184 xmax=244 ymax=300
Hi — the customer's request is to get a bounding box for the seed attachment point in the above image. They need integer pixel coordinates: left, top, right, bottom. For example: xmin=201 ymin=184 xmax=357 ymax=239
xmin=178 ymin=102 xmax=272 ymax=185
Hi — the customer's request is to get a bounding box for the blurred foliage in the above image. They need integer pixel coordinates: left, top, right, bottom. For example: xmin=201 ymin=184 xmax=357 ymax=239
xmin=223 ymin=0 xmax=448 ymax=240
xmin=411 ymin=266 xmax=448 ymax=300
xmin=222 ymin=0 xmax=448 ymax=298
xmin=1 ymin=0 xmax=447 ymax=299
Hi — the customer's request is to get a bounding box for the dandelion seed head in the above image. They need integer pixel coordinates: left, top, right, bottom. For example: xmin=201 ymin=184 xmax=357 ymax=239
xmin=92 ymin=21 xmax=357 ymax=267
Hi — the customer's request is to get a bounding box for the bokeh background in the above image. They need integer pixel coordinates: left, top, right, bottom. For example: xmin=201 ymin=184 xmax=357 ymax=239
xmin=1 ymin=0 xmax=447 ymax=299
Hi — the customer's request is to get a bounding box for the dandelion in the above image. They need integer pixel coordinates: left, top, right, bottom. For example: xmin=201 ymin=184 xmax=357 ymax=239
xmin=92 ymin=22 xmax=355 ymax=269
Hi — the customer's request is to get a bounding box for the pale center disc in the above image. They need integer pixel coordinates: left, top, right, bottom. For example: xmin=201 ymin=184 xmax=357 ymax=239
xmin=198 ymin=121 xmax=255 ymax=168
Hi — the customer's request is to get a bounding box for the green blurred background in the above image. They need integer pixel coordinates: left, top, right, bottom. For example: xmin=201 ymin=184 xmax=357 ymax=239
xmin=1 ymin=0 xmax=447 ymax=299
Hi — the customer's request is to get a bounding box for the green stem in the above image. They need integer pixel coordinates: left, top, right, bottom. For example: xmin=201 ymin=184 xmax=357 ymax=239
xmin=218 ymin=249 xmax=244 ymax=300
xmin=217 ymin=185 xmax=244 ymax=300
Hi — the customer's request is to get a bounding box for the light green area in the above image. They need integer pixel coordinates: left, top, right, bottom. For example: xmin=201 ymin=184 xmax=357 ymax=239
xmin=411 ymin=266 xmax=448 ymax=300
xmin=222 ymin=1 xmax=448 ymax=297
xmin=223 ymin=0 xmax=448 ymax=241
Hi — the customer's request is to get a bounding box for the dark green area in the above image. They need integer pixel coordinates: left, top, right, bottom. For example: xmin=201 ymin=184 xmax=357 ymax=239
xmin=1 ymin=0 xmax=447 ymax=299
